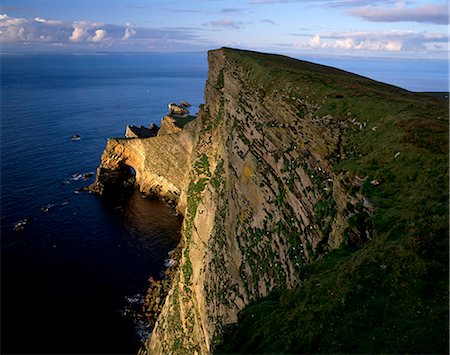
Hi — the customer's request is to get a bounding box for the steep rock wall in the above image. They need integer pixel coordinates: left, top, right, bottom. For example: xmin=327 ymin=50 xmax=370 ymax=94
xmin=145 ymin=48 xmax=364 ymax=354
xmin=93 ymin=47 xmax=448 ymax=354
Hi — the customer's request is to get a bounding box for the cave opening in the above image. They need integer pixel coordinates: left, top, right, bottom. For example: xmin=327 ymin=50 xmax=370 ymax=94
xmin=97 ymin=161 xmax=137 ymax=203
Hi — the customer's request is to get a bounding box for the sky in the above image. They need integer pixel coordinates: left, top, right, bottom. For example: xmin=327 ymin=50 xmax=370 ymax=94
xmin=0 ymin=0 xmax=448 ymax=59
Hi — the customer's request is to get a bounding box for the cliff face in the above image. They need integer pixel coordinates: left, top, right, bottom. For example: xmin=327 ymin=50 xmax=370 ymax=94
xmin=90 ymin=120 xmax=195 ymax=205
xmin=147 ymin=49 xmax=358 ymax=354
xmin=94 ymin=48 xmax=448 ymax=354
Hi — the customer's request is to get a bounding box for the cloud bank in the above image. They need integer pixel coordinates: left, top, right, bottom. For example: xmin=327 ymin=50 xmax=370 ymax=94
xmin=347 ymin=2 xmax=449 ymax=25
xmin=249 ymin=0 xmax=390 ymax=6
xmin=248 ymin=0 xmax=448 ymax=24
xmin=0 ymin=13 xmax=207 ymax=51
xmin=300 ymin=30 xmax=448 ymax=53
xmin=0 ymin=11 xmax=447 ymax=58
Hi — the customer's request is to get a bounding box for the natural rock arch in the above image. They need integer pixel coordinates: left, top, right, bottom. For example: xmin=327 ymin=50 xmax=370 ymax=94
xmin=91 ymin=128 xmax=195 ymax=205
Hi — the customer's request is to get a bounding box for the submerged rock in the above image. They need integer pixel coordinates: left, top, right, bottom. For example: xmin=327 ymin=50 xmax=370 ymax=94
xmin=141 ymin=246 xmax=180 ymax=329
xmin=70 ymin=172 xmax=95 ymax=182
xmin=123 ymin=245 xmax=181 ymax=346
xmin=81 ymin=172 xmax=93 ymax=180
xmin=40 ymin=204 xmax=55 ymax=213
xmin=14 ymin=218 xmax=30 ymax=232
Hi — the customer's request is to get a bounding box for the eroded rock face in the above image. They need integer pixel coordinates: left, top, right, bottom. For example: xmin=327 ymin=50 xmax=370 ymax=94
xmin=143 ymin=48 xmax=369 ymax=355
xmin=94 ymin=47 xmax=448 ymax=355
xmin=90 ymin=122 xmax=196 ymax=205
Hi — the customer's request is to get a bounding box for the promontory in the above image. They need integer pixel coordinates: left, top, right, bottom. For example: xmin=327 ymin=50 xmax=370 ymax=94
xmin=91 ymin=48 xmax=449 ymax=354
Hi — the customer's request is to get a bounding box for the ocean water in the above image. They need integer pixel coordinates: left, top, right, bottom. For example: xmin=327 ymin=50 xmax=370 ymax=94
xmin=1 ymin=52 xmax=447 ymax=354
xmin=0 ymin=53 xmax=207 ymax=354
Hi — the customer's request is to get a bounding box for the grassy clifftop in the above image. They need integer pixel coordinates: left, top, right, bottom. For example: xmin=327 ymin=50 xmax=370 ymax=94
xmin=136 ymin=47 xmax=449 ymax=354
xmin=215 ymin=48 xmax=448 ymax=354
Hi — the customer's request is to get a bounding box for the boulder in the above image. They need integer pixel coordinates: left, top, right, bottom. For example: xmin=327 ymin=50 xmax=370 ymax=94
xmin=157 ymin=116 xmax=182 ymax=136
xmin=168 ymin=103 xmax=189 ymax=116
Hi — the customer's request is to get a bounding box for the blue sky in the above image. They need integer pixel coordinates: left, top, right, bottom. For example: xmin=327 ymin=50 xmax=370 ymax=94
xmin=0 ymin=0 xmax=448 ymax=58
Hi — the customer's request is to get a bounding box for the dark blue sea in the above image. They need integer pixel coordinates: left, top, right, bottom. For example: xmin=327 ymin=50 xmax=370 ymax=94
xmin=1 ymin=52 xmax=447 ymax=354
xmin=1 ymin=53 xmax=207 ymax=354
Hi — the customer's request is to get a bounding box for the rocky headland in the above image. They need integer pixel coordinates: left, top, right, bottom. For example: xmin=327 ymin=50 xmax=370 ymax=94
xmin=91 ymin=48 xmax=448 ymax=354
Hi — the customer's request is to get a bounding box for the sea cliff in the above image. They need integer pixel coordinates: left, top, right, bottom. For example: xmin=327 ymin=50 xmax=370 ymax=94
xmin=92 ymin=48 xmax=448 ymax=354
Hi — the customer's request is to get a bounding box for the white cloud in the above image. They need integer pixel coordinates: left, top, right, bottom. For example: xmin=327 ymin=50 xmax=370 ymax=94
xmin=347 ymin=2 xmax=449 ymax=25
xmin=309 ymin=33 xmax=402 ymax=51
xmin=34 ymin=16 xmax=63 ymax=25
xmin=68 ymin=22 xmax=107 ymax=42
xmin=302 ymin=30 xmax=448 ymax=53
xmin=247 ymin=0 xmax=448 ymax=24
xmin=90 ymin=29 xmax=106 ymax=42
xmin=122 ymin=26 xmax=136 ymax=40
xmin=69 ymin=22 xmax=90 ymax=42
xmin=0 ymin=13 xmax=207 ymax=52
xmin=0 ymin=14 xmax=28 ymax=42
xmin=1 ymin=15 xmax=107 ymax=44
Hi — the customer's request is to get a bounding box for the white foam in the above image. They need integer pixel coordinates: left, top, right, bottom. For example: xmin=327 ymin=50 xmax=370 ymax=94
xmin=164 ymin=258 xmax=176 ymax=267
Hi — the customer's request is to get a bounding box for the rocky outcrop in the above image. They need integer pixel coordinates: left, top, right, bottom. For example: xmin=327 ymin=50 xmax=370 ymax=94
xmin=90 ymin=120 xmax=196 ymax=204
xmin=125 ymin=124 xmax=159 ymax=138
xmin=157 ymin=116 xmax=182 ymax=136
xmin=168 ymin=103 xmax=189 ymax=116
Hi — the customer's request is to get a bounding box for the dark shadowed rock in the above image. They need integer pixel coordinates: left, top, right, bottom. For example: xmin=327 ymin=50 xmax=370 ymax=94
xmin=125 ymin=124 xmax=160 ymax=138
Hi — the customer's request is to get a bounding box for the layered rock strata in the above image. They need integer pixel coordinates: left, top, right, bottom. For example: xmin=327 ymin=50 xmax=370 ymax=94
xmin=144 ymin=47 xmax=361 ymax=355
xmin=92 ymin=48 xmax=448 ymax=354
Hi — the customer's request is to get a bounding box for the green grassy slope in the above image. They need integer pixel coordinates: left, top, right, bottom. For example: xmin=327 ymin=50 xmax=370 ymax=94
xmin=216 ymin=48 xmax=449 ymax=354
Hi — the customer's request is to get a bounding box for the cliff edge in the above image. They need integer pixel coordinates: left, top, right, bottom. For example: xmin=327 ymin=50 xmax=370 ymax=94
xmin=94 ymin=48 xmax=449 ymax=354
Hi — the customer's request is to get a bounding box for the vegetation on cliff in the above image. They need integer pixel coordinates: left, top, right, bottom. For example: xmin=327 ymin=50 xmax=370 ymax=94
xmin=215 ymin=49 xmax=448 ymax=354
xmin=93 ymin=48 xmax=448 ymax=354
